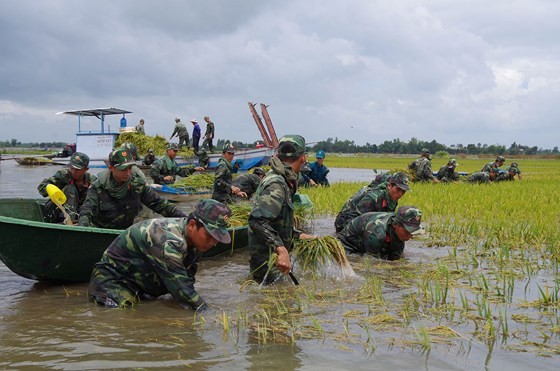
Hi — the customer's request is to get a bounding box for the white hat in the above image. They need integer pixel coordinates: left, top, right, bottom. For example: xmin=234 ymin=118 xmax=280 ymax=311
xmin=190 ymin=118 xmax=198 ymax=123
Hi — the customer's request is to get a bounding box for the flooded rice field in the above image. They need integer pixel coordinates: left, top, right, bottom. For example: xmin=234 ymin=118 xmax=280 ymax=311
xmin=0 ymin=158 xmax=558 ymax=369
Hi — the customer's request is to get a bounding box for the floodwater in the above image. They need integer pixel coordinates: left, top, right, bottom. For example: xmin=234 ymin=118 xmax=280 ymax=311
xmin=0 ymin=158 xmax=557 ymax=370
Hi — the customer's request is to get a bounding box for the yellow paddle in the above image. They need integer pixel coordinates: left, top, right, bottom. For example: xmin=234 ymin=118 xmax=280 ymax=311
xmin=45 ymin=184 xmax=74 ymax=225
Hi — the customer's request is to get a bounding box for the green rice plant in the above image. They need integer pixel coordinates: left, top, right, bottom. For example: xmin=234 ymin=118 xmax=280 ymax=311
xmin=292 ymin=236 xmax=354 ymax=278
xmin=172 ymin=173 xmax=214 ymax=189
xmin=414 ymin=326 xmax=432 ymax=352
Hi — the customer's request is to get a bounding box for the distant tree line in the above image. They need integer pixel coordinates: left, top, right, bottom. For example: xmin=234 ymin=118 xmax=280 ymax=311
xmin=309 ymin=137 xmax=559 ymax=155
xmin=4 ymin=137 xmax=559 ymax=155
xmin=0 ymin=139 xmax=68 ymax=148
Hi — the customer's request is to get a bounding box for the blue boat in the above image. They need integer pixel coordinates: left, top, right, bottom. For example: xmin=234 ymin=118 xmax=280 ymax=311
xmin=148 ymin=184 xmax=212 ymax=202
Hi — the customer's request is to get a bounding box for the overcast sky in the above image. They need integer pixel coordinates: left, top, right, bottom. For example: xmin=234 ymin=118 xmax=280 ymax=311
xmin=1 ymin=0 xmax=559 ymax=149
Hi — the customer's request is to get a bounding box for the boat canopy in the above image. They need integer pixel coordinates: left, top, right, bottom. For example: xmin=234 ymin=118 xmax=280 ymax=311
xmin=56 ymin=107 xmax=132 ymax=133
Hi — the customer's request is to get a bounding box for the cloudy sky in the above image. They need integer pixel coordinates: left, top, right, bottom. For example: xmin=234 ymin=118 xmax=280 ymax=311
xmin=1 ymin=0 xmax=559 ymax=149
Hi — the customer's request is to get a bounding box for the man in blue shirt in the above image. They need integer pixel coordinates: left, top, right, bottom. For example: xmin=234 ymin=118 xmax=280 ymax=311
xmin=191 ymin=119 xmax=201 ymax=154
xmin=309 ymin=150 xmax=330 ymax=186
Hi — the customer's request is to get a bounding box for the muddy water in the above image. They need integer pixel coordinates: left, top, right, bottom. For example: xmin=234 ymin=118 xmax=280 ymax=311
xmin=0 ymin=159 xmax=556 ymax=369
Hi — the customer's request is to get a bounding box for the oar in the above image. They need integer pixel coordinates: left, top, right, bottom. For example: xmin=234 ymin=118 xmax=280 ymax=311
xmin=46 ymin=184 xmax=74 ymax=225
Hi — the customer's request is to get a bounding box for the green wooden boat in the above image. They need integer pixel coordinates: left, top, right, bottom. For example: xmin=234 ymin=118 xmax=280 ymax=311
xmin=0 ymin=199 xmax=248 ymax=283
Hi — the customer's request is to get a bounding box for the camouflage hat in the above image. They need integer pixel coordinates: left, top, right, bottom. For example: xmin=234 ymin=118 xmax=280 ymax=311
xmin=193 ymin=199 xmax=232 ymax=244
xmin=496 ymin=155 xmax=505 ymax=163
xmin=277 ymin=134 xmax=306 ymax=157
xmin=167 ymin=143 xmax=179 ymax=151
xmin=253 ymin=167 xmax=266 ymax=176
xmin=109 ymin=148 xmax=135 ymax=170
xmin=389 ymin=172 xmax=411 ymax=191
xmin=69 ymin=152 xmax=89 ymax=170
xmin=421 ymin=148 xmax=430 ymax=154
xmin=508 ymin=167 xmax=519 ymax=174
xmin=223 ymin=142 xmax=235 ymax=154
xmin=120 ymin=142 xmax=138 ymax=160
xmin=510 ymin=162 xmax=518 ymax=168
xmin=394 ymin=205 xmax=425 ymax=235
xmin=447 ymin=158 xmax=459 ymax=167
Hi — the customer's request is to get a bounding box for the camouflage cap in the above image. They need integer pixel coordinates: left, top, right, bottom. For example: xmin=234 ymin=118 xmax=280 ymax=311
xmin=496 ymin=155 xmax=505 ymax=163
xmin=69 ymin=152 xmax=89 ymax=170
xmin=421 ymin=148 xmax=430 ymax=154
xmin=120 ymin=142 xmax=138 ymax=159
xmin=167 ymin=143 xmax=179 ymax=151
xmin=193 ymin=199 xmax=232 ymax=244
xmin=508 ymin=166 xmax=520 ymax=174
xmin=510 ymin=162 xmax=518 ymax=168
xmin=109 ymin=148 xmax=135 ymax=170
xmin=394 ymin=205 xmax=425 ymax=235
xmin=447 ymin=158 xmax=459 ymax=167
xmin=277 ymin=134 xmax=306 ymax=157
xmin=223 ymin=142 xmax=235 ymax=154
xmin=389 ymin=172 xmax=411 ymax=191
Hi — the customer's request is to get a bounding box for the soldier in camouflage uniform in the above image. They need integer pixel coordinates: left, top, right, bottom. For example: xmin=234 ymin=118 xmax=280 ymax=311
xmin=197 ymin=148 xmax=210 ymax=169
xmin=504 ymin=162 xmax=522 ymax=180
xmin=249 ymin=135 xmax=316 ymax=284
xmin=467 ymin=168 xmax=498 ymax=184
xmin=232 ymin=167 xmax=266 ymax=199
xmin=202 ymin=116 xmax=215 ymax=153
xmin=408 ymin=148 xmax=438 ymax=183
xmin=334 ymin=172 xmax=410 ymax=233
xmin=481 ymin=155 xmax=505 ymax=172
xmin=37 ymin=152 xmax=97 ymax=223
xmin=170 ymin=117 xmax=190 ymax=150
xmin=89 ymin=199 xmax=232 ymax=310
xmin=78 ymin=148 xmax=186 ymax=229
xmin=367 ymin=172 xmax=392 ymax=188
xmin=337 ymin=205 xmax=425 ymax=260
xmin=436 ymin=158 xmax=460 ymax=182
xmin=142 ymin=149 xmax=155 ymax=166
xmin=150 ymin=143 xmax=204 ymax=185
xmin=297 ymin=159 xmax=313 ymax=187
xmin=212 ymin=145 xmax=246 ymax=203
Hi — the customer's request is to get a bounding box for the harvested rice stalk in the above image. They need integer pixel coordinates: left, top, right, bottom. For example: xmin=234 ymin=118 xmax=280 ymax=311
xmin=172 ymin=173 xmax=214 ymax=190
xmin=115 ymin=132 xmax=169 ymax=156
xmin=292 ymin=236 xmax=355 ymax=278
xmin=228 ymin=202 xmax=252 ymax=227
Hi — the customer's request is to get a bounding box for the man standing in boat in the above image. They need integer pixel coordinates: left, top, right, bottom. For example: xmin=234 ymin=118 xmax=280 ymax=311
xmin=202 ymin=116 xmax=215 ymax=153
xmin=135 ymin=119 xmax=145 ymax=134
xmin=150 ymin=143 xmax=204 ymax=185
xmin=89 ymin=199 xmax=232 ymax=310
xmin=248 ymin=135 xmax=315 ymax=284
xmin=170 ymin=117 xmax=190 ymax=150
xmin=212 ymin=143 xmax=246 ymax=203
xmin=37 ymin=152 xmax=97 ymax=223
xmin=78 ymin=148 xmax=186 ymax=229
xmin=191 ymin=119 xmax=201 ymax=154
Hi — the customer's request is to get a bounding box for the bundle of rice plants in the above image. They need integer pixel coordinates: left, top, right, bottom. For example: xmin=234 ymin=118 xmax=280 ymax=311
xmin=292 ymin=236 xmax=355 ymax=279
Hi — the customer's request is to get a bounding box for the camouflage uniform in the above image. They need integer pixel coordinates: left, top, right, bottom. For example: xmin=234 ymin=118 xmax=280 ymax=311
xmin=367 ymin=172 xmax=392 ymax=189
xmin=481 ymin=156 xmax=505 ymax=172
xmin=202 ymin=118 xmax=215 ymax=152
xmin=334 ymin=186 xmax=398 ymax=233
xmin=334 ymin=172 xmax=409 ymax=233
xmin=467 ymin=171 xmax=491 ymax=183
xmin=78 ymin=170 xmax=185 ymax=229
xmin=212 ymin=157 xmax=237 ymax=203
xmin=37 ymin=153 xmax=96 ymax=222
xmin=232 ymin=173 xmax=262 ymax=199
xmin=337 ymin=206 xmax=424 ymax=260
xmin=170 ymin=119 xmax=190 ymax=150
xmin=150 ymin=153 xmax=197 ymax=185
xmin=408 ymin=156 xmax=434 ymax=182
xmin=135 ymin=120 xmax=145 ymax=134
xmin=142 ymin=151 xmax=155 ymax=166
xmin=197 ymin=149 xmax=210 ymax=169
xmin=249 ymin=135 xmax=305 ymax=284
xmin=436 ymin=159 xmax=460 ymax=182
xmin=89 ymin=199 xmax=232 ymax=310
xmin=298 ymin=161 xmax=312 ymax=187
